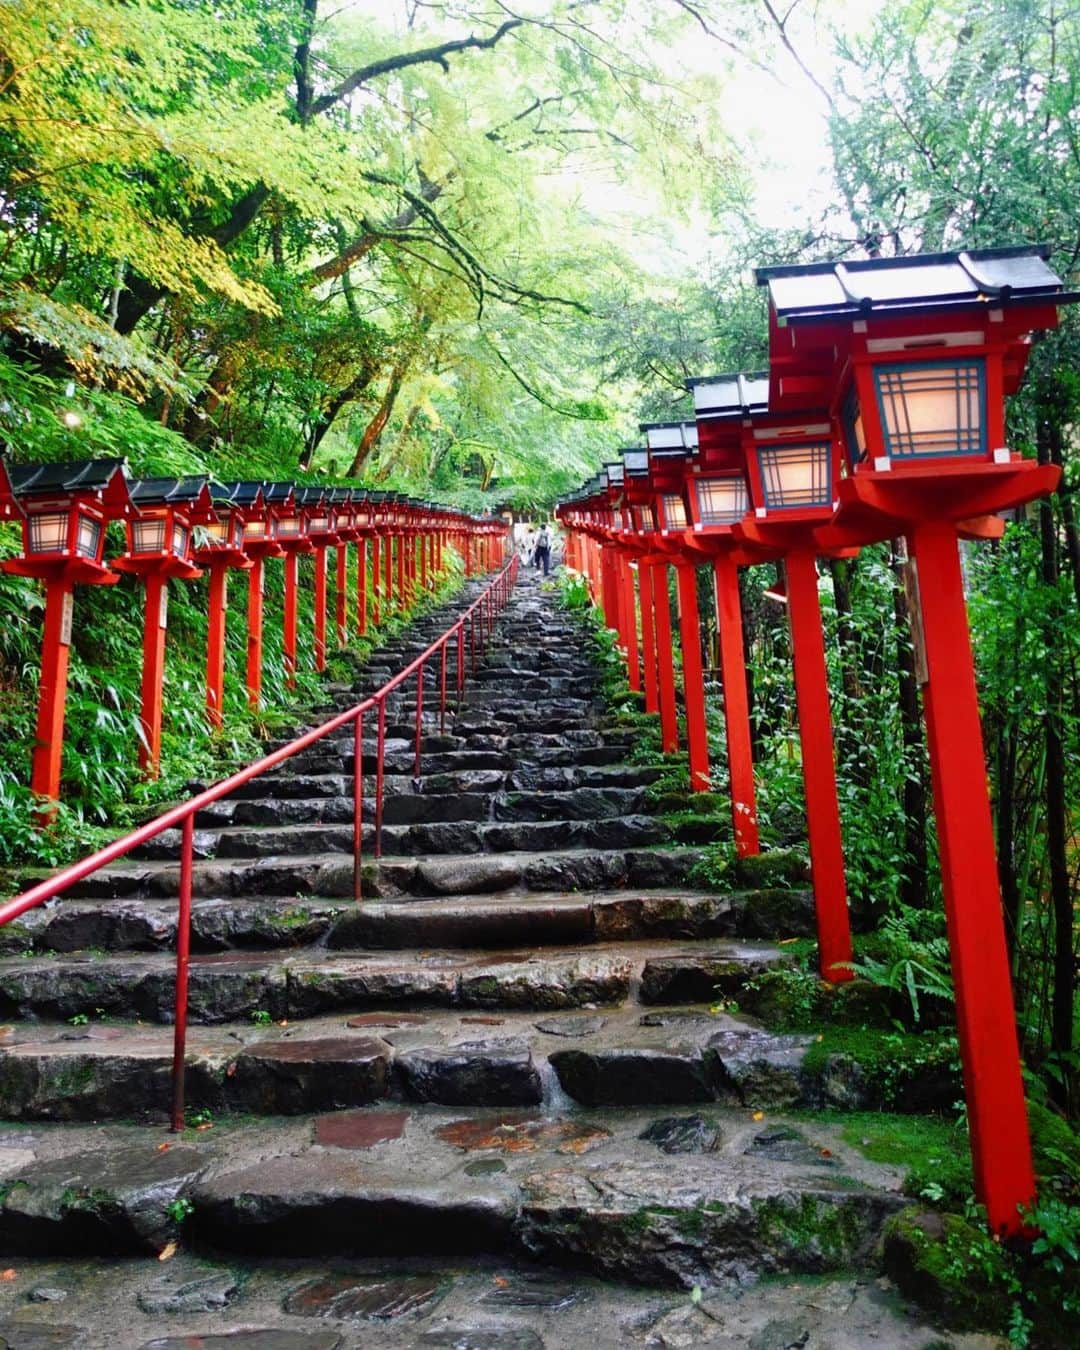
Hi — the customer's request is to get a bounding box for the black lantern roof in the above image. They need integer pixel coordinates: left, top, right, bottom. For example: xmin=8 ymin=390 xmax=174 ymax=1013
xmin=640 ymin=421 xmax=699 ymax=450
xmin=293 ymin=486 xmax=327 ymax=508
xmin=9 ymin=457 xmax=134 ymax=516
xmin=128 ymin=475 xmax=211 ymax=507
xmin=686 ymin=372 xmax=770 ymax=420
xmin=10 ymin=457 xmax=128 ymax=498
xmin=755 ymin=245 xmax=1071 ymax=324
xmin=605 ymin=462 xmax=625 ymax=487
xmin=218 ymin=481 xmax=267 ymax=508
xmin=623 ymin=449 xmax=650 ymax=477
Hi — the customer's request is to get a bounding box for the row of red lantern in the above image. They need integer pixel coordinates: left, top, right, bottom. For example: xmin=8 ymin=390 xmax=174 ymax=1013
xmin=0 ymin=462 xmax=507 ymax=810
xmin=557 ymin=244 xmax=1079 ymax=1239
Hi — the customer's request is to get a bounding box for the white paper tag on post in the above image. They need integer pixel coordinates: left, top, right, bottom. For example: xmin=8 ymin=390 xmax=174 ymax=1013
xmin=59 ymin=590 xmax=74 ymax=646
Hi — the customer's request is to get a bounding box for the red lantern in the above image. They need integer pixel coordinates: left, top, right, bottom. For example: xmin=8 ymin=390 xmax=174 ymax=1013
xmin=2 ymin=459 xmax=134 ymax=815
xmin=112 ymin=477 xmax=213 ymax=778
xmin=192 ymin=484 xmax=255 ymax=730
xmin=757 ymin=243 xmax=1079 ymax=1236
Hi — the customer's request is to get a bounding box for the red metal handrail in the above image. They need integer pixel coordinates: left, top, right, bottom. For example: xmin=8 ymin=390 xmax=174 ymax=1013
xmin=0 ymin=554 xmax=519 ymax=1130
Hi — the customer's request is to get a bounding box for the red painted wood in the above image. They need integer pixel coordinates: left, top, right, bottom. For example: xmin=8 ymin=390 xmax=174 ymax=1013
xmin=283 ymin=551 xmax=299 ymax=688
xmin=371 ymin=535 xmax=381 ymax=625
xmin=245 ymin=555 xmax=264 ymax=709
xmin=137 ymin=572 xmax=168 ymax=778
xmin=911 ymin=520 xmax=1036 ymax=1237
xmin=638 ymin=561 xmax=659 ymax=714
xmin=784 ymin=547 xmax=852 ymax=982
xmin=205 ymin=562 xmax=229 ymax=729
xmin=384 ymin=532 xmax=394 ymax=612
xmin=335 ymin=543 xmax=349 ymax=648
xmin=30 ymin=576 xmax=74 ymax=815
xmin=357 ymin=538 xmax=367 ymax=636
xmin=713 ymin=555 xmax=759 ymax=855
xmin=620 ymin=553 xmax=641 ymax=692
xmin=675 ymin=562 xmax=709 ymax=792
xmin=313 ymin=546 xmax=328 ymax=672
xmin=650 ymin=561 xmax=679 ymax=754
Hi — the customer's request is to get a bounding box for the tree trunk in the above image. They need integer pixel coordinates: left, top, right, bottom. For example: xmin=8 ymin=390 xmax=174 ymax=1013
xmin=347 ymin=361 xmax=406 ymax=477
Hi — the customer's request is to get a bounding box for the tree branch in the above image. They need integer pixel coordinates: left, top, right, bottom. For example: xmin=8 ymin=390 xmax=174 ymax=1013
xmin=310 ymin=18 xmax=526 ymax=119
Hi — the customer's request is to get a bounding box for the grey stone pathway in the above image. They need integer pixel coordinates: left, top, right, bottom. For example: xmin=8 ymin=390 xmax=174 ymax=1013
xmin=0 ymin=571 xmax=994 ymax=1346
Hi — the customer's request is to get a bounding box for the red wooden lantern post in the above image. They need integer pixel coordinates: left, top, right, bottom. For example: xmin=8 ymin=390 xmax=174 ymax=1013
xmin=229 ymin=482 xmax=285 ymax=708
xmin=264 ymin=486 xmax=312 ymax=688
xmin=616 ymin=456 xmax=679 ymax=754
xmin=384 ymin=499 xmax=397 ymax=615
xmin=330 ymin=491 xmax=358 ymax=649
xmin=718 ymin=380 xmax=855 ymax=982
xmin=653 ymin=385 xmax=765 ymax=857
xmin=647 ymin=428 xmax=712 ymax=792
xmin=370 ymin=494 xmax=385 ymax=626
xmin=395 ymin=499 xmax=407 ymax=607
xmin=353 ymin=495 xmax=373 ymax=636
xmin=191 ymin=484 xmax=254 ymax=728
xmin=2 ymin=459 xmax=133 ymax=817
xmin=112 ymin=477 xmax=214 ymax=778
xmin=296 ymin=488 xmax=340 ymax=672
xmin=758 ymin=244 xmax=1078 ymax=1236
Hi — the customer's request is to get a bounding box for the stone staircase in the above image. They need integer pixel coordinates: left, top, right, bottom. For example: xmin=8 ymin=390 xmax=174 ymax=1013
xmin=0 ymin=569 xmax=931 ymax=1350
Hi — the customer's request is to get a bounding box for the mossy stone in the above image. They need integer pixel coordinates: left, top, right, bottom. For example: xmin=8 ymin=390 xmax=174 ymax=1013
xmin=882 ymin=1208 xmax=1013 ymax=1333
xmin=734 ymin=847 xmax=811 ymax=890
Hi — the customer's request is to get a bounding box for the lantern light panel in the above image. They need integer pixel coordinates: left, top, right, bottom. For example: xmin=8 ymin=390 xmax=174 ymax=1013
xmin=752 ymin=438 xmax=834 ymax=510
xmin=693 ymin=476 xmax=748 ymax=525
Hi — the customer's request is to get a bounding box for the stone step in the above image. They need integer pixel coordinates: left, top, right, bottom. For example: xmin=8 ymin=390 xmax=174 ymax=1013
xmin=47 ymin=844 xmax=706 ymax=903
xmin=188 ymin=785 xmax=657 ymax=834
xmin=0 ymin=938 xmax=782 ymax=1025
xmin=0 ymin=990 xmax=887 ymax=1123
xmin=3 ymin=887 xmax=816 ymax=956
xmin=206 ymin=762 xmax=665 ymax=805
xmin=0 ymin=1103 xmax=906 ymax=1291
xmin=128 ymin=814 xmax=673 ymax=864
xmin=0 ymin=1252 xmax=965 ymax=1350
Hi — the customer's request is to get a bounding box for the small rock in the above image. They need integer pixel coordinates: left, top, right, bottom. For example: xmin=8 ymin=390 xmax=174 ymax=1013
xmin=284 ymin=1272 xmax=446 ymax=1321
xmin=533 ymin=1015 xmax=606 ymax=1038
xmin=28 ymin=1288 xmax=69 ymax=1303
xmin=464 ymin=1159 xmax=507 ymax=1177
xmin=747 ymin=1320 xmax=810 ymax=1350
xmin=479 ymin=1273 xmax=584 ymax=1310
xmin=314 ymin=1109 xmax=408 ymax=1150
xmin=746 ymin=1125 xmax=835 ymax=1167
xmin=137 ymin=1272 xmax=239 ymax=1314
xmin=639 ymin=1115 xmax=722 ymax=1155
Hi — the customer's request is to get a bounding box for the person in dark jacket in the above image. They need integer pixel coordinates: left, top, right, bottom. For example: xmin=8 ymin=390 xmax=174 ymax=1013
xmin=534 ymin=524 xmax=551 ymax=575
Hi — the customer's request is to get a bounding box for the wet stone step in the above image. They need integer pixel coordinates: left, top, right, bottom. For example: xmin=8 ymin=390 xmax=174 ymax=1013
xmin=0 ymin=1006 xmax=860 ymax=1123
xmin=129 ymin=815 xmax=673 ymax=863
xmin=0 ymin=946 xmax=639 ymax=1024
xmin=5 ymin=886 xmax=803 ymax=959
xmin=46 ymin=845 xmax=707 ymax=903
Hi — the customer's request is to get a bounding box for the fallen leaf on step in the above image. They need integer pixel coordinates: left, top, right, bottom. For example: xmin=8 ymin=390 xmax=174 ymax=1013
xmin=752 ymin=1111 xmax=765 ymax=1121
xmin=156 ymin=1143 xmax=171 ymax=1153
xmin=158 ymin=1242 xmax=177 ymax=1262
xmin=0 ymin=1270 xmax=17 ymax=1281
